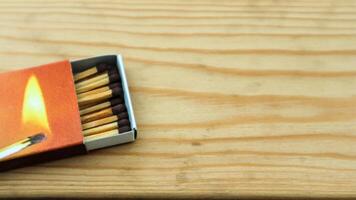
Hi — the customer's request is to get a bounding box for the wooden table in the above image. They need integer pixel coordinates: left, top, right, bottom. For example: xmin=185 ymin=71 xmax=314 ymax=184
xmin=1 ymin=0 xmax=356 ymax=199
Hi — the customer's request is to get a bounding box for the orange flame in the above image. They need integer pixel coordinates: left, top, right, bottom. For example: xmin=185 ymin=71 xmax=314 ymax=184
xmin=22 ymin=75 xmax=50 ymax=133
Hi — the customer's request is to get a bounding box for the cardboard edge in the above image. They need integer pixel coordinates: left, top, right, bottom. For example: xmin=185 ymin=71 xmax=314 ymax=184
xmin=116 ymin=55 xmax=138 ymax=138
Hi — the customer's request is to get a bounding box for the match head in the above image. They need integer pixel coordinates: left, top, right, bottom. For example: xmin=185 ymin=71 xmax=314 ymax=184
xmin=111 ymin=87 xmax=123 ymax=97
xmin=119 ymin=126 xmax=131 ymax=133
xmin=112 ymin=104 xmax=126 ymax=114
xmin=118 ymin=119 xmax=130 ymax=127
xmin=97 ymin=63 xmax=114 ymax=73
xmin=110 ymin=98 xmax=123 ymax=106
xmin=117 ymin=112 xmax=128 ymax=119
xmin=109 ymin=82 xmax=121 ymax=90
xmin=28 ymin=133 xmax=46 ymax=145
xmin=108 ymin=71 xmax=120 ymax=82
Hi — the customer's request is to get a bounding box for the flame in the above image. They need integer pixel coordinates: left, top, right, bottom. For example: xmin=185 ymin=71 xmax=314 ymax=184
xmin=22 ymin=75 xmax=50 ymax=133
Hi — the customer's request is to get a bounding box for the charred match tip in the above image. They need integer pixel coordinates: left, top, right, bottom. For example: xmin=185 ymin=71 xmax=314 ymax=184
xmin=111 ymin=87 xmax=123 ymax=97
xmin=112 ymin=104 xmax=126 ymax=114
xmin=109 ymin=82 xmax=121 ymax=90
xmin=109 ymin=72 xmax=120 ymax=82
xmin=28 ymin=133 xmax=46 ymax=144
xmin=110 ymin=98 xmax=123 ymax=106
xmin=118 ymin=119 xmax=130 ymax=127
xmin=118 ymin=112 xmax=128 ymax=119
xmin=119 ymin=126 xmax=131 ymax=133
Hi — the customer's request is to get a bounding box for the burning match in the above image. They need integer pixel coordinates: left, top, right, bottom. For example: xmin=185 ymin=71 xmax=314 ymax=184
xmin=0 ymin=75 xmax=51 ymax=161
xmin=0 ymin=133 xmax=46 ymax=160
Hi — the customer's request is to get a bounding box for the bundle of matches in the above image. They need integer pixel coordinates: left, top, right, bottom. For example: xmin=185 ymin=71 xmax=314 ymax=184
xmin=74 ymin=64 xmax=131 ymax=142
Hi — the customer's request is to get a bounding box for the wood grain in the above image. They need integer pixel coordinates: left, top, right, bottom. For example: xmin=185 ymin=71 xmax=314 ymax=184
xmin=1 ymin=0 xmax=356 ymax=198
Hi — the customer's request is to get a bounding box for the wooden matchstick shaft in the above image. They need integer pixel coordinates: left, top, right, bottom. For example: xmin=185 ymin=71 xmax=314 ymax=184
xmin=74 ymin=67 xmax=98 ymax=82
xmin=79 ymin=101 xmax=99 ymax=110
xmin=76 ymin=72 xmax=119 ymax=94
xmin=77 ymin=83 xmax=121 ymax=99
xmin=82 ymin=115 xmax=118 ymax=130
xmin=84 ymin=129 xmax=119 ymax=142
xmin=82 ymin=121 xmax=118 ymax=136
xmin=83 ymin=119 xmax=130 ymax=136
xmin=78 ymin=89 xmax=112 ymax=106
xmin=78 ymin=85 xmax=109 ymax=98
xmin=79 ymin=98 xmax=122 ymax=116
xmin=83 ymin=126 xmax=131 ymax=142
xmin=81 ymin=107 xmax=113 ymax=123
xmin=80 ymin=101 xmax=110 ymax=115
xmin=76 ymin=78 xmax=109 ymax=94
xmin=74 ymin=64 xmax=113 ymax=82
xmin=77 ymin=87 xmax=121 ymax=106
xmin=82 ymin=114 xmax=128 ymax=130
xmin=81 ymin=104 xmax=126 ymax=123
xmin=75 ymin=73 xmax=108 ymax=88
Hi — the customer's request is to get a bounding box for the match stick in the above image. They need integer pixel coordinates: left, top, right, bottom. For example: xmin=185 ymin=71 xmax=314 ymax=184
xmin=0 ymin=133 xmax=46 ymax=160
xmin=82 ymin=113 xmax=128 ymax=130
xmin=84 ymin=126 xmax=131 ymax=143
xmin=76 ymin=71 xmax=120 ymax=94
xmin=77 ymin=83 xmax=121 ymax=99
xmin=75 ymin=73 xmax=107 ymax=88
xmin=80 ymin=98 xmax=123 ymax=116
xmin=79 ymin=101 xmax=99 ymax=110
xmin=82 ymin=119 xmax=130 ymax=136
xmin=81 ymin=104 xmax=126 ymax=123
xmin=77 ymin=87 xmax=122 ymax=106
xmin=74 ymin=63 xmax=113 ymax=82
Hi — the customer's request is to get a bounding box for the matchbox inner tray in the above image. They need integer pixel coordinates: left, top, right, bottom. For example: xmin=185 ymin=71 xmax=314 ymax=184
xmin=0 ymin=54 xmax=137 ymax=171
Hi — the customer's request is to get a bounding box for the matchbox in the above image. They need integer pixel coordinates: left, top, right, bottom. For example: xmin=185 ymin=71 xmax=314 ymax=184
xmin=0 ymin=54 xmax=137 ymax=171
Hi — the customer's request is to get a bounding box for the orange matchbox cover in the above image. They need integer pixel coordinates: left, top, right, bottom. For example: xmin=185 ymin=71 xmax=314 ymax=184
xmin=0 ymin=61 xmax=83 ymax=162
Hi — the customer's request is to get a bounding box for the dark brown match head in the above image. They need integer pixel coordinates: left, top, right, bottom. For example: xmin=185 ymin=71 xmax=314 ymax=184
xmin=111 ymin=87 xmax=123 ymax=97
xmin=108 ymin=71 xmax=120 ymax=82
xmin=117 ymin=111 xmax=128 ymax=119
xmin=110 ymin=98 xmax=123 ymax=106
xmin=117 ymin=112 xmax=129 ymax=119
xmin=119 ymin=126 xmax=131 ymax=133
xmin=97 ymin=63 xmax=114 ymax=72
xmin=109 ymin=82 xmax=121 ymax=90
xmin=112 ymin=104 xmax=126 ymax=114
xmin=118 ymin=119 xmax=130 ymax=127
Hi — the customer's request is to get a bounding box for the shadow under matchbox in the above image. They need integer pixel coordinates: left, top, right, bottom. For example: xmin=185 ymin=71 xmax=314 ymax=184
xmin=0 ymin=54 xmax=137 ymax=171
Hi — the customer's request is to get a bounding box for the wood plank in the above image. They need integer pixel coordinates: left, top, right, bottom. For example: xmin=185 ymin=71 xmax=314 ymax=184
xmin=1 ymin=0 xmax=356 ymax=198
